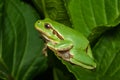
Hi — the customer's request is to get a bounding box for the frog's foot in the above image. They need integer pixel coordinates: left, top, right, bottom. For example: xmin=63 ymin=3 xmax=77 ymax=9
xmin=57 ymin=50 xmax=73 ymax=61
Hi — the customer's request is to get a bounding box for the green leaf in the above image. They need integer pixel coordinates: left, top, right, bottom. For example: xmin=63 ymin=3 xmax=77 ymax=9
xmin=53 ymin=68 xmax=74 ymax=80
xmin=62 ymin=60 xmax=97 ymax=80
xmin=65 ymin=0 xmax=120 ymax=36
xmin=32 ymin=0 xmax=72 ymax=26
xmin=0 ymin=0 xmax=3 ymax=25
xmin=0 ymin=0 xmax=47 ymax=80
xmin=93 ymin=26 xmax=120 ymax=79
xmin=0 ymin=0 xmax=5 ymax=79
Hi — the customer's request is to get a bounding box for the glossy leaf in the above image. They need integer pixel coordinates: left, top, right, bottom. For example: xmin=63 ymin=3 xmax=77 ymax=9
xmin=32 ymin=0 xmax=72 ymax=26
xmin=0 ymin=0 xmax=47 ymax=80
xmin=53 ymin=68 xmax=75 ymax=80
xmin=65 ymin=0 xmax=120 ymax=36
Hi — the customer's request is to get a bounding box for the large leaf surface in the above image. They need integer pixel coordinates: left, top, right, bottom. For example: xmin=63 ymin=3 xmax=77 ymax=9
xmin=65 ymin=0 xmax=120 ymax=36
xmin=0 ymin=0 xmax=47 ymax=80
xmin=93 ymin=26 xmax=120 ymax=79
xmin=32 ymin=0 xmax=72 ymax=26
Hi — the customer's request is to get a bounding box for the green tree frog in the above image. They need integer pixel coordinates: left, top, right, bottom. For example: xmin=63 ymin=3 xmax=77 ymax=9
xmin=35 ymin=18 xmax=96 ymax=69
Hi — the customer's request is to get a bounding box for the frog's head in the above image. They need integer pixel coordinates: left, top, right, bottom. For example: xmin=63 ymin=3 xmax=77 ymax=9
xmin=35 ymin=18 xmax=64 ymax=42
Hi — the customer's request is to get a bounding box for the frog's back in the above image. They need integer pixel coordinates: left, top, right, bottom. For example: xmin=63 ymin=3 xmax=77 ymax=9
xmin=52 ymin=21 xmax=89 ymax=49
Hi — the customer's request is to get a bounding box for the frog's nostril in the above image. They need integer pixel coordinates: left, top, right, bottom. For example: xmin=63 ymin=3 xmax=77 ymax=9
xmin=37 ymin=21 xmax=41 ymax=24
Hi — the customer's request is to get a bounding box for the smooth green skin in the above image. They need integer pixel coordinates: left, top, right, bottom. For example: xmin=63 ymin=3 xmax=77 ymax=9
xmin=35 ymin=18 xmax=96 ymax=69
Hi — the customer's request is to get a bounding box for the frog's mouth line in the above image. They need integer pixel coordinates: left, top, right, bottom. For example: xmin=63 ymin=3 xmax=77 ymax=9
xmin=36 ymin=26 xmax=64 ymax=42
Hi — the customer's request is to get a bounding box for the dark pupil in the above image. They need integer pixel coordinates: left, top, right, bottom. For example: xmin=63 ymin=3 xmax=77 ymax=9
xmin=45 ymin=24 xmax=51 ymax=29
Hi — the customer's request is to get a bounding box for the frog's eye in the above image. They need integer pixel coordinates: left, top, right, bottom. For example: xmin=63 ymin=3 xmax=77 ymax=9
xmin=44 ymin=23 xmax=51 ymax=29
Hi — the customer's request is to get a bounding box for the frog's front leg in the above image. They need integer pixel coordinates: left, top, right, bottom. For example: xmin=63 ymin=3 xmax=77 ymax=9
xmin=42 ymin=43 xmax=48 ymax=56
xmin=47 ymin=40 xmax=73 ymax=51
